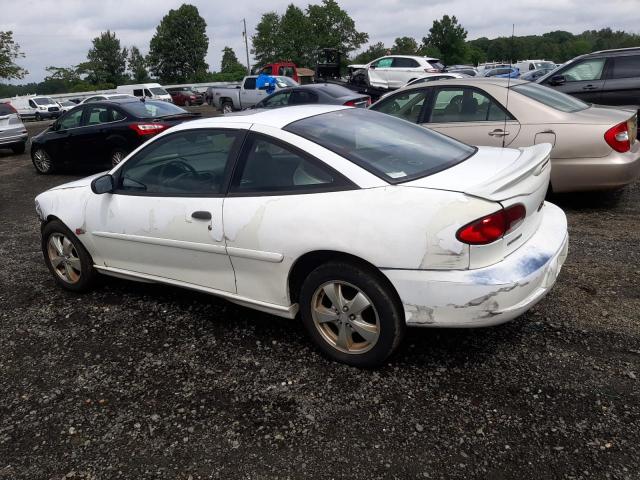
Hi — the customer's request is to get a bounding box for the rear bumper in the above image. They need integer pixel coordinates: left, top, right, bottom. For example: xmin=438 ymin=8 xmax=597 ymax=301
xmin=383 ymin=202 xmax=568 ymax=328
xmin=551 ymin=143 xmax=640 ymax=192
xmin=0 ymin=131 xmax=28 ymax=147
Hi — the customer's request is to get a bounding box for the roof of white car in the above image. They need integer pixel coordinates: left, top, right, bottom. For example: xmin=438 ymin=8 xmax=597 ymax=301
xmin=173 ymin=105 xmax=351 ymax=130
xmin=401 ymin=77 xmax=529 ymax=91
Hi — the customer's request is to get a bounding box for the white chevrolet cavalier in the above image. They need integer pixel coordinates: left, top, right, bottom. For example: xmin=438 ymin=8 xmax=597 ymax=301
xmin=35 ymin=106 xmax=568 ymax=367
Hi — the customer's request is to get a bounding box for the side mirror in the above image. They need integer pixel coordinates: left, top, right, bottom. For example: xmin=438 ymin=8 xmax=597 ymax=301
xmin=91 ymin=174 xmax=115 ymax=194
xmin=549 ymin=74 xmax=566 ymax=86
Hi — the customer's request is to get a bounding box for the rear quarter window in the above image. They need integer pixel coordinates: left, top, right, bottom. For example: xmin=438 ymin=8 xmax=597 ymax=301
xmin=512 ymin=82 xmax=589 ymax=112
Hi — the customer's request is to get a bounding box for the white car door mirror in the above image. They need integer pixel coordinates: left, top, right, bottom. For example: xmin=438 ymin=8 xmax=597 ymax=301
xmin=91 ymin=174 xmax=115 ymax=194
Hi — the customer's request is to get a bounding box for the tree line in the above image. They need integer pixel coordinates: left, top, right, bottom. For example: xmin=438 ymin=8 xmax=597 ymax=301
xmin=2 ymin=0 xmax=640 ymax=98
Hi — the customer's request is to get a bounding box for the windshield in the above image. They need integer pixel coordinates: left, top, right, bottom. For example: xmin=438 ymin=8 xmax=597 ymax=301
xmin=34 ymin=97 xmax=55 ymax=105
xmin=512 ymin=82 xmax=589 ymax=112
xmin=275 ymin=76 xmax=298 ymax=87
xmin=535 ymin=62 xmax=555 ymax=70
xmin=284 ymin=109 xmax=476 ymax=183
xmin=122 ymin=101 xmax=188 ymax=118
xmin=149 ymin=87 xmax=169 ymax=95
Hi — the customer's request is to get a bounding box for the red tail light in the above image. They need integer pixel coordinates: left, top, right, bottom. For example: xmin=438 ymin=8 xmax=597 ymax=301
xmin=129 ymin=123 xmax=168 ymax=136
xmin=456 ymin=204 xmax=526 ymax=245
xmin=604 ymin=121 xmax=631 ymax=153
xmin=344 ymin=100 xmax=356 ymax=107
xmin=366 ymin=96 xmax=372 ymax=106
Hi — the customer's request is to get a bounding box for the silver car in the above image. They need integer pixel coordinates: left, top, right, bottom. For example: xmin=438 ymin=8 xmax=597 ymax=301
xmin=0 ymin=102 xmax=28 ymax=154
xmin=371 ymin=78 xmax=640 ymax=192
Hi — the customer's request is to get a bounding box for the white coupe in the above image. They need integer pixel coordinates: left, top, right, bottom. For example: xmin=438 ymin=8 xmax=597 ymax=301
xmin=35 ymin=106 xmax=568 ymax=367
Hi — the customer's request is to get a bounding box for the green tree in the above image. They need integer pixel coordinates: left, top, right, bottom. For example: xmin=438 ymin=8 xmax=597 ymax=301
xmin=220 ymin=46 xmax=247 ymax=76
xmin=351 ymin=42 xmax=387 ymax=64
xmin=0 ymin=31 xmax=28 ymax=80
xmin=252 ymin=12 xmax=281 ymax=66
xmin=422 ymin=15 xmax=467 ymax=65
xmin=128 ymin=46 xmax=148 ymax=82
xmin=83 ymin=30 xmax=128 ymax=86
xmin=391 ymin=37 xmax=418 ymax=55
xmin=278 ymin=4 xmax=313 ymax=66
xmin=147 ymin=4 xmax=209 ymax=83
xmin=307 ymin=0 xmax=368 ymax=58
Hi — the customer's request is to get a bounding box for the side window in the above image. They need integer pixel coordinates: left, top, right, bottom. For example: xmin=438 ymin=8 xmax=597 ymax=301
xmin=111 ymin=108 xmax=126 ymax=121
xmin=529 ymin=64 xmax=535 ymax=71
xmin=133 ymin=89 xmax=143 ymax=97
xmin=29 ymin=100 xmax=37 ymax=108
xmin=58 ymin=108 xmax=84 ymax=129
xmin=278 ymin=66 xmax=294 ymax=77
xmin=374 ymin=57 xmax=393 ymax=68
xmin=261 ymin=66 xmax=273 ymax=75
xmin=392 ymin=58 xmax=419 ymax=68
xmin=230 ymin=135 xmax=347 ymax=194
xmin=610 ymin=55 xmax=640 ymax=79
xmin=262 ymin=91 xmax=291 ymax=108
xmin=289 ymin=90 xmax=318 ymax=105
xmin=372 ymin=90 xmax=428 ymax=123
xmin=85 ymin=106 xmax=110 ymax=125
xmin=117 ymin=129 xmax=240 ymax=195
xmin=144 ymin=89 xmax=152 ymax=97
xmin=244 ymin=77 xmax=257 ymax=90
xmin=430 ymin=88 xmax=513 ymax=123
xmin=562 ymin=59 xmax=606 ymax=82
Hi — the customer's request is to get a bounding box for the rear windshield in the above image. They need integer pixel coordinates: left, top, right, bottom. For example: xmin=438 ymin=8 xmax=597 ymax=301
xmin=534 ymin=62 xmax=555 ymax=70
xmin=512 ymin=82 xmax=589 ymax=112
xmin=149 ymin=87 xmax=168 ymax=95
xmin=428 ymin=60 xmax=445 ymax=70
xmin=34 ymin=97 xmax=55 ymax=105
xmin=284 ymin=108 xmax=476 ymax=183
xmin=122 ymin=101 xmax=188 ymax=118
xmin=0 ymin=103 xmax=16 ymax=115
xmin=275 ymin=76 xmax=298 ymax=87
xmin=317 ymin=84 xmax=353 ymax=97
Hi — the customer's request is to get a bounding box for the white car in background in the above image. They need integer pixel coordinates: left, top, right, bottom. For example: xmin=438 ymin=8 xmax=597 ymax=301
xmin=34 ymin=106 xmax=568 ymax=367
xmin=0 ymin=102 xmax=28 ymax=154
xmin=349 ymin=55 xmax=444 ymax=89
xmin=57 ymin=100 xmax=78 ymax=113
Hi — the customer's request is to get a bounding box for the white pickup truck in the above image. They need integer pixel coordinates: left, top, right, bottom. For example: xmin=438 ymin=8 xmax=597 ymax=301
xmin=209 ymin=75 xmax=298 ymax=113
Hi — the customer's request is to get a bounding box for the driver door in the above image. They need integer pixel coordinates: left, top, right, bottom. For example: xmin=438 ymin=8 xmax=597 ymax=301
xmin=369 ymin=57 xmax=393 ymax=88
xmin=85 ymin=127 xmax=246 ymax=292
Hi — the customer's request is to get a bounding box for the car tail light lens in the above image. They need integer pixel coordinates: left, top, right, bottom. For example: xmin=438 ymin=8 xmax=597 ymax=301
xmin=424 ymin=68 xmax=439 ymax=73
xmin=604 ymin=121 xmax=631 ymax=153
xmin=129 ymin=123 xmax=168 ymax=136
xmin=366 ymin=96 xmax=372 ymax=106
xmin=456 ymin=204 xmax=526 ymax=245
xmin=344 ymin=100 xmax=357 ymax=107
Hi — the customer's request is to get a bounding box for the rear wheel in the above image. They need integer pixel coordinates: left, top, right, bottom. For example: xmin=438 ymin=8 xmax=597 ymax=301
xmin=32 ymin=147 xmax=54 ymax=174
xmin=221 ymin=101 xmax=233 ymax=114
xmin=42 ymin=220 xmax=97 ymax=292
xmin=35 ymin=112 xmax=42 ymax=121
xmin=299 ymin=261 xmax=405 ymax=367
xmin=110 ymin=147 xmax=128 ymax=166
xmin=11 ymin=142 xmax=26 ymax=154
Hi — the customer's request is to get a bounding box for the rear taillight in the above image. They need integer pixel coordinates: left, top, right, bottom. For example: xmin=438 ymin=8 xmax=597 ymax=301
xmin=344 ymin=100 xmax=356 ymax=107
xmin=424 ymin=68 xmax=439 ymax=73
xmin=129 ymin=123 xmax=168 ymax=136
xmin=604 ymin=121 xmax=631 ymax=153
xmin=456 ymin=204 xmax=526 ymax=245
xmin=366 ymin=97 xmax=372 ymax=106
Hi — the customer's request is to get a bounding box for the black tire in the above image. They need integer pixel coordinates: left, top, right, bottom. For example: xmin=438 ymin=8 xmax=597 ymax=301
xmin=299 ymin=261 xmax=405 ymax=367
xmin=110 ymin=147 xmax=128 ymax=166
xmin=41 ymin=220 xmax=98 ymax=293
xmin=31 ymin=147 xmax=55 ymax=174
xmin=221 ymin=101 xmax=233 ymax=114
xmin=11 ymin=142 xmax=26 ymax=154
xmin=35 ymin=112 xmax=41 ymax=121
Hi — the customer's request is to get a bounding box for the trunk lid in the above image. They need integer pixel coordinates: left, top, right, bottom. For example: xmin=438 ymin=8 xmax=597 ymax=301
xmin=404 ymin=144 xmax=552 ymax=266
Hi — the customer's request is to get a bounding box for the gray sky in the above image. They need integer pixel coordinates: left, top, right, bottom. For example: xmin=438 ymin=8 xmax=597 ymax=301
xmin=1 ymin=0 xmax=639 ymax=83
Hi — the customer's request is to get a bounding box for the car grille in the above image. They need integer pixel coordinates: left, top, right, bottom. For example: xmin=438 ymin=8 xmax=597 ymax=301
xmin=48 ymin=107 xmax=60 ymax=112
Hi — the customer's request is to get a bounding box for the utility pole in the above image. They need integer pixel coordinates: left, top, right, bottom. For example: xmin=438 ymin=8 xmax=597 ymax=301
xmin=242 ymin=19 xmax=251 ymax=74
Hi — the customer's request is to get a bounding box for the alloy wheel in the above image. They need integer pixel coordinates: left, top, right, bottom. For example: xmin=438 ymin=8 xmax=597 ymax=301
xmin=33 ymin=149 xmax=51 ymax=173
xmin=311 ymin=281 xmax=380 ymax=354
xmin=111 ymin=150 xmax=125 ymax=166
xmin=222 ymin=104 xmax=233 ymax=114
xmin=47 ymin=233 xmax=82 ymax=284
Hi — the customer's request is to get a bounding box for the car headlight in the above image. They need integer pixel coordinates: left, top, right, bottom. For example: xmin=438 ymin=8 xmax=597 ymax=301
xmin=39 ymin=106 xmax=47 ymax=110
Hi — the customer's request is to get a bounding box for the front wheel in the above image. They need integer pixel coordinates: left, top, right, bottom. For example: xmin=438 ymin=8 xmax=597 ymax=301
xmin=35 ymin=112 xmax=42 ymax=121
xmin=299 ymin=261 xmax=405 ymax=367
xmin=32 ymin=147 xmax=54 ymax=174
xmin=42 ymin=220 xmax=97 ymax=292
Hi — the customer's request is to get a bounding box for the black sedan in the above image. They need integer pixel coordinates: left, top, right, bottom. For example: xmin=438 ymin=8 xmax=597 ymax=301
xmin=254 ymin=84 xmax=371 ymax=109
xmin=30 ymin=99 xmax=198 ymax=174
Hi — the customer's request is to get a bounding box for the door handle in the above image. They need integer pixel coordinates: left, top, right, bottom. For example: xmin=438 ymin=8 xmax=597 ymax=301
xmin=488 ymin=129 xmax=509 ymax=137
xmin=191 ymin=211 xmax=212 ymax=220
xmin=582 ymin=85 xmax=598 ymax=90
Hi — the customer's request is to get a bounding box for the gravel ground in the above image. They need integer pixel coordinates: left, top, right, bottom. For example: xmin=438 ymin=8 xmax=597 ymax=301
xmin=0 ymin=116 xmax=639 ymax=480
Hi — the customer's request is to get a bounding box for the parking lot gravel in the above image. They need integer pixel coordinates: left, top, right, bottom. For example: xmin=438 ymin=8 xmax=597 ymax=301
xmin=1 ymin=115 xmax=639 ymax=480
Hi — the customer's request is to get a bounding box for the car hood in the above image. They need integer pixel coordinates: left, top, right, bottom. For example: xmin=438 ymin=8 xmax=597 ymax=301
xmin=49 ymin=172 xmax=107 ymax=191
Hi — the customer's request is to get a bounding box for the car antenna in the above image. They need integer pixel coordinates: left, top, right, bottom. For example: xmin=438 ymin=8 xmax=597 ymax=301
xmin=503 ymin=23 xmax=515 ymax=148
